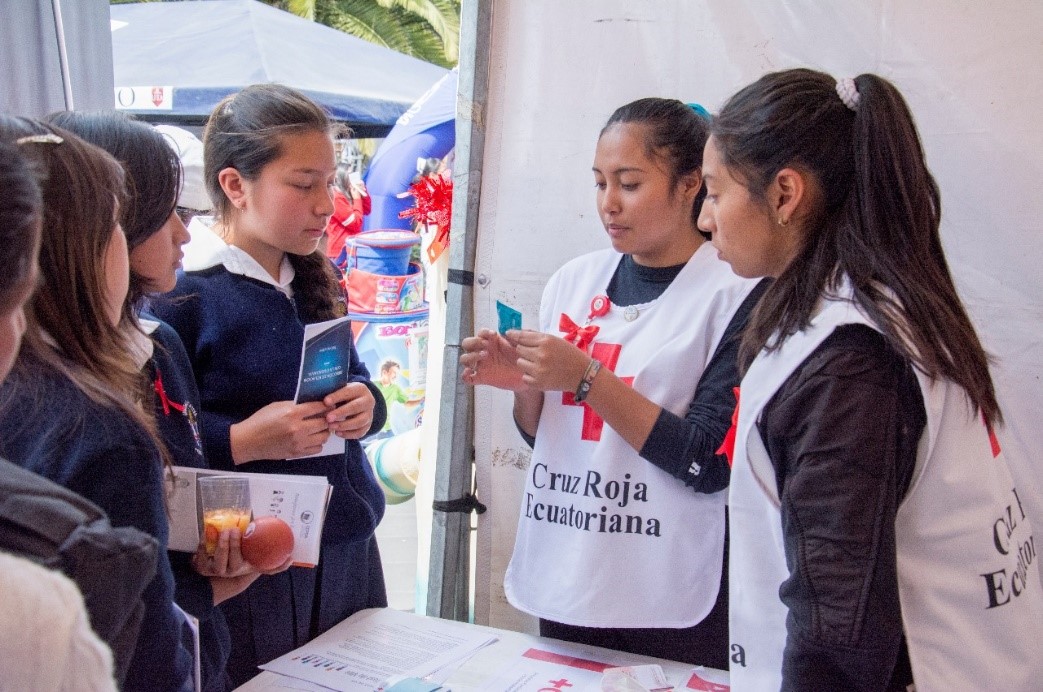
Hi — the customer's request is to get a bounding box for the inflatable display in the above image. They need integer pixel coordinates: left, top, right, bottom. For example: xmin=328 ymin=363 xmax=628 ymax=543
xmin=343 ymin=230 xmax=429 ymax=504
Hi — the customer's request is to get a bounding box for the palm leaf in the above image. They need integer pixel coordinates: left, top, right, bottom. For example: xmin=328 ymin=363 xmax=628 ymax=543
xmin=376 ymin=0 xmax=459 ymax=45
xmin=258 ymin=0 xmax=458 ymax=67
xmin=285 ymin=0 xmax=317 ymax=21
xmin=323 ymin=0 xmax=457 ymax=66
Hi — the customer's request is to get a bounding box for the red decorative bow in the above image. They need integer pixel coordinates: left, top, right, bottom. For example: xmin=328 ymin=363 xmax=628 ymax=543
xmin=716 ymin=387 xmax=740 ymax=467
xmin=399 ymin=171 xmax=453 ymax=254
xmin=559 ymin=313 xmax=600 ymax=353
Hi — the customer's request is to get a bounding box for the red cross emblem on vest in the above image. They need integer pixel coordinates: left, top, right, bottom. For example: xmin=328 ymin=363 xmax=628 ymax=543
xmin=562 ymin=341 xmax=633 ymax=441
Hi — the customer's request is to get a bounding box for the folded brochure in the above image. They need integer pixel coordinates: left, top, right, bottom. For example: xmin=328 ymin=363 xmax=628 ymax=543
xmin=291 ymin=315 xmax=355 ymax=459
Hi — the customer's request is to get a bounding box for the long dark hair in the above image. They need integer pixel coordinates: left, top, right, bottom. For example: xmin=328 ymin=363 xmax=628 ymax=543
xmin=0 ymin=140 xmax=42 ymax=300
xmin=603 ymin=98 xmax=710 ymax=227
xmin=46 ymin=110 xmax=182 ymax=312
xmin=204 ymin=83 xmax=344 ymax=321
xmin=0 ymin=116 xmax=171 ymax=442
xmin=712 ymin=68 xmax=1000 ymax=424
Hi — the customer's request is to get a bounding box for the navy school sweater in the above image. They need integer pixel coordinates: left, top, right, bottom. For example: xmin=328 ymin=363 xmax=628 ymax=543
xmin=152 ymin=267 xmax=386 ymax=546
xmin=154 ymin=258 xmax=389 ymax=683
xmin=147 ymin=316 xmax=233 ymax=692
xmin=0 ymin=357 xmax=193 ymax=692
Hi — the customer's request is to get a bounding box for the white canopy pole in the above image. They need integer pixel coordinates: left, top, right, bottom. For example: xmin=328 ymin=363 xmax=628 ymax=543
xmin=425 ymin=0 xmax=493 ymax=621
xmin=51 ymin=0 xmax=75 ymax=110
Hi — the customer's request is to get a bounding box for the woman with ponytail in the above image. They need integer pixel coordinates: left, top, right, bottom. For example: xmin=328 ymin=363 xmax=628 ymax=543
xmin=462 ymin=98 xmax=764 ymax=667
xmin=153 ymin=84 xmax=387 ymax=685
xmin=699 ymin=68 xmax=1042 ymax=690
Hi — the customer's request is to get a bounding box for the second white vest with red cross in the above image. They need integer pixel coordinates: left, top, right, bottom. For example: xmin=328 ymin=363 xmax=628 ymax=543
xmin=504 ymin=243 xmax=756 ymax=627
xmin=728 ymin=282 xmax=1043 ymax=691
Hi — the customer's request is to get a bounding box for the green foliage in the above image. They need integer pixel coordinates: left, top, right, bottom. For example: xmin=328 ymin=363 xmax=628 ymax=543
xmin=285 ymin=0 xmax=316 ymax=20
xmin=271 ymin=0 xmax=460 ymax=67
xmin=110 ymin=0 xmax=459 ymax=67
xmin=377 ymin=0 xmax=460 ymax=63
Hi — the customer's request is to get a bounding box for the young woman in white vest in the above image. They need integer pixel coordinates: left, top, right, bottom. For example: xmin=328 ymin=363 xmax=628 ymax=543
xmin=698 ymin=68 xmax=1043 ymax=690
xmin=461 ymin=98 xmax=766 ymax=668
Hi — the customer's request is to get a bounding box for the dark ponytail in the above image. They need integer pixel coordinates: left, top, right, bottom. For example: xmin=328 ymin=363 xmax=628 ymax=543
xmin=713 ymin=68 xmax=1000 ymax=424
xmin=287 ymin=252 xmax=345 ymax=321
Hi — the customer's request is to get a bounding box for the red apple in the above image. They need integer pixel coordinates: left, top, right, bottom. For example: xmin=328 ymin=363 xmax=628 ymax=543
xmin=241 ymin=516 xmax=294 ymax=570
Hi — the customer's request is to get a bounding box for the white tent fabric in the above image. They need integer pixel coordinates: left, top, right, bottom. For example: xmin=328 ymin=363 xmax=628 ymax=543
xmin=470 ymin=0 xmax=1043 ymax=631
xmin=109 ymin=0 xmax=448 ymax=134
xmin=0 ymin=0 xmax=113 ymax=116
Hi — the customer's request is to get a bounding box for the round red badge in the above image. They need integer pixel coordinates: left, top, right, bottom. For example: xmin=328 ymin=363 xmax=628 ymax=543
xmin=588 ymin=295 xmax=611 ymax=321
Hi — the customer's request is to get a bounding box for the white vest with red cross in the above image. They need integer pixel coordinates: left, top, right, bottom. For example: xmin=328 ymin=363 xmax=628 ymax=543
xmin=728 ymin=281 xmax=1043 ymax=691
xmin=504 ymin=243 xmax=757 ymax=627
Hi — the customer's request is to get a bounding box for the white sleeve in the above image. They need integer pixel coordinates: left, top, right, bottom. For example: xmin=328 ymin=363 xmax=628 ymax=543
xmin=539 ymin=265 xmax=566 ymax=334
xmin=0 ymin=552 xmax=118 ymax=692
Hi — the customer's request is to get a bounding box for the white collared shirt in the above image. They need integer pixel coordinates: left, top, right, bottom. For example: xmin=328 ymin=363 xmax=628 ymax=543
xmin=125 ymin=317 xmax=160 ymax=370
xmin=182 ymin=216 xmax=295 ymax=298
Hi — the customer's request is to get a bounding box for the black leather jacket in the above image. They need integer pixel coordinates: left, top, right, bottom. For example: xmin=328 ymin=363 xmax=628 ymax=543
xmin=761 ymin=324 xmax=925 ymax=691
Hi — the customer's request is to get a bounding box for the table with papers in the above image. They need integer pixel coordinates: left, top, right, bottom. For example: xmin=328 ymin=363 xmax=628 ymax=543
xmin=236 ymin=608 xmax=730 ymax=692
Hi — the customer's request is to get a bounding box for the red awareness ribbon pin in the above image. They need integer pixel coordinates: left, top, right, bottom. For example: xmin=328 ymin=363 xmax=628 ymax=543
xmin=154 ymin=371 xmax=186 ymax=417
xmin=983 ymin=412 xmax=1002 ymax=458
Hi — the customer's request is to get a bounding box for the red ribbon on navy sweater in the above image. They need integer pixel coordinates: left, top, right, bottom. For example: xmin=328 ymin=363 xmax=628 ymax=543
xmin=153 ymin=370 xmax=185 ymax=417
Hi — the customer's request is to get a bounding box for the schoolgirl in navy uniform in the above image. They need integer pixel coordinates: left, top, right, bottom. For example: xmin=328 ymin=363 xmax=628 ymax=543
xmin=153 ymin=84 xmax=387 ymax=686
xmin=0 ymin=116 xmax=194 ymax=691
xmin=50 ymin=110 xmax=294 ymax=691
xmin=0 ymin=136 xmax=121 ymax=692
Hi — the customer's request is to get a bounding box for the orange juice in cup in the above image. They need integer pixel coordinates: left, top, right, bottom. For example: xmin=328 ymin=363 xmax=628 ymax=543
xmin=202 ymin=508 xmax=251 ymax=555
xmin=197 ymin=476 xmax=251 ymax=556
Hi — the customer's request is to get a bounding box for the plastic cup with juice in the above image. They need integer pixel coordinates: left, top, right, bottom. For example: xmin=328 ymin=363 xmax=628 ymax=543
xmin=198 ymin=476 xmax=251 ymax=555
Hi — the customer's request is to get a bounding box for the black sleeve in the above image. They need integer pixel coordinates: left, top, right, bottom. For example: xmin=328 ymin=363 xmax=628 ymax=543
xmin=364 ymin=380 xmax=388 ymax=437
xmin=639 ymin=278 xmax=770 ymax=493
xmin=516 ymin=416 xmax=536 ymax=448
xmin=760 ymin=325 xmax=923 ymax=692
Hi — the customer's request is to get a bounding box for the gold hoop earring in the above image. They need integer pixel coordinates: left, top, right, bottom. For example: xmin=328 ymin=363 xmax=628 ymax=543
xmin=777 ymin=217 xmax=789 ymax=227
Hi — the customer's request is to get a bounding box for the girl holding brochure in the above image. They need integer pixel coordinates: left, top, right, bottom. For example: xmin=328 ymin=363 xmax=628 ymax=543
xmin=49 ymin=110 xmax=293 ymax=692
xmin=153 ymin=84 xmax=388 ymax=685
xmin=0 ymin=116 xmax=194 ymax=691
